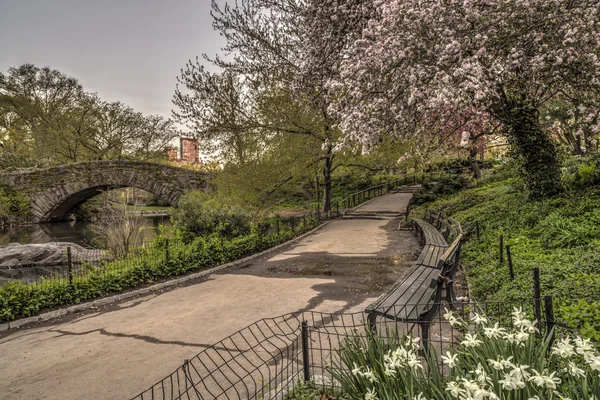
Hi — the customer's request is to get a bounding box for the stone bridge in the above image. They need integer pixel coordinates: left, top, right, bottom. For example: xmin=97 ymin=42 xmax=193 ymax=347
xmin=0 ymin=161 xmax=209 ymax=223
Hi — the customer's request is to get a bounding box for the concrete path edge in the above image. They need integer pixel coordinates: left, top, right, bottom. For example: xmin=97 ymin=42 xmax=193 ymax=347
xmin=0 ymin=221 xmax=332 ymax=332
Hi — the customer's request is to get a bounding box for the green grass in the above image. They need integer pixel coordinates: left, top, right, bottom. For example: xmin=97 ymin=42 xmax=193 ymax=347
xmin=284 ymin=381 xmax=348 ymax=400
xmin=418 ymin=176 xmax=600 ymax=340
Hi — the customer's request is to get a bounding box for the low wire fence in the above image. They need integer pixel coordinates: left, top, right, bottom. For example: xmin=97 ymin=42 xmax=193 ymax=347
xmin=131 ymin=297 xmax=566 ymax=400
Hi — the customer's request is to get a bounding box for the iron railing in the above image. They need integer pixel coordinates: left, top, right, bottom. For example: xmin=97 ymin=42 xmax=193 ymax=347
xmin=131 ymin=298 xmax=564 ymax=400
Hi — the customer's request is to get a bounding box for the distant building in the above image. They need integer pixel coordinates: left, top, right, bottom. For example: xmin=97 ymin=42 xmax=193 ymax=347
xmin=180 ymin=137 xmax=200 ymax=164
xmin=166 ymin=137 xmax=202 ymax=167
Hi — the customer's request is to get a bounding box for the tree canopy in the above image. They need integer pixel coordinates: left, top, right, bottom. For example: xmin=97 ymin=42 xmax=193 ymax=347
xmin=0 ymin=64 xmax=178 ymax=168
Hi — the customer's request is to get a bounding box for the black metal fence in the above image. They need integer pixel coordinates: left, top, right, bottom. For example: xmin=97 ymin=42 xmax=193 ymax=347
xmin=335 ymin=175 xmax=423 ymax=211
xmin=131 ymin=297 xmax=564 ymax=400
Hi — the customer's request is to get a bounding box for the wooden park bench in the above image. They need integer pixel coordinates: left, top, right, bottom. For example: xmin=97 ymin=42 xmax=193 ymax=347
xmin=365 ymin=210 xmax=463 ymax=348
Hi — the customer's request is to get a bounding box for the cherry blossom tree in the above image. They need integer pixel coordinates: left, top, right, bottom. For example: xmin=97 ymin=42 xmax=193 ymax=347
xmin=175 ymin=0 xmax=374 ymax=212
xmin=330 ymin=0 xmax=600 ymax=198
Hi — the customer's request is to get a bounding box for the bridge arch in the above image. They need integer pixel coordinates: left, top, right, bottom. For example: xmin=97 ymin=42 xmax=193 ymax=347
xmin=1 ymin=161 xmax=209 ymax=223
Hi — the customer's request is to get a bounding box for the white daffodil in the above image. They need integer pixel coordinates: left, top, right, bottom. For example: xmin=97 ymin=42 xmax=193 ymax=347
xmin=352 ymin=362 xmax=363 ymax=376
xmin=499 ymin=372 xmax=526 ymax=390
xmin=529 ymin=370 xmax=561 ymax=389
xmin=564 ymin=361 xmax=585 ymax=378
xmin=586 ymin=353 xmax=600 ymax=371
xmin=365 ymin=388 xmax=377 ymax=400
xmin=443 ymin=307 xmax=454 ymax=321
xmin=470 ymin=363 xmax=490 ymax=385
xmin=574 ymin=336 xmax=594 ymax=355
xmin=442 ymin=351 xmax=458 ymax=368
xmin=503 ymin=332 xmax=517 ymax=344
xmin=483 ymin=322 xmax=506 ymax=339
xmin=407 ymin=352 xmax=423 ymax=371
xmin=448 ymin=315 xmax=461 ymax=327
xmin=461 ymin=333 xmax=483 ymax=348
xmin=500 ymin=356 xmax=515 ymax=370
xmin=461 ymin=378 xmax=481 ymax=393
xmin=413 ymin=393 xmax=428 ymax=400
xmin=362 ymin=367 xmax=378 ymax=383
xmin=514 ymin=329 xmax=530 ymax=346
xmin=512 ymin=307 xmax=527 ymax=321
xmin=487 ymin=358 xmax=504 ymax=371
xmin=551 ymin=337 xmax=576 ymax=358
xmin=445 ymin=381 xmax=464 ymax=398
xmin=511 ymin=364 xmax=531 ymax=381
xmin=406 ymin=335 xmax=421 ymax=351
xmin=471 ymin=312 xmax=488 ymax=325
xmin=517 ymin=318 xmax=538 ymax=334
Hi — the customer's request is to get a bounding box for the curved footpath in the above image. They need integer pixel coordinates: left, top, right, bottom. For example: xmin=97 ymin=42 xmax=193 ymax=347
xmin=0 ymin=193 xmax=419 ymax=400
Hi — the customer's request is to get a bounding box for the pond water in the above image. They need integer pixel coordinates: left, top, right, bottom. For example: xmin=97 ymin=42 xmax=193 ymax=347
xmin=0 ymin=215 xmax=173 ymax=249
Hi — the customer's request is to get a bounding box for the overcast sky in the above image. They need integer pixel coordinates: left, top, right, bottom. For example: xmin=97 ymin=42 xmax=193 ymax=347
xmin=0 ymin=0 xmax=225 ymax=118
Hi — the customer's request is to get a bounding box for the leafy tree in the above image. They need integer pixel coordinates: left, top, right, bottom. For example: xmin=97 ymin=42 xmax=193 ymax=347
xmin=0 ymin=64 xmax=87 ymax=164
xmin=327 ymin=0 xmax=600 ymax=198
xmin=174 ymin=0 xmax=376 ymax=212
xmin=0 ymin=64 xmax=179 ymax=168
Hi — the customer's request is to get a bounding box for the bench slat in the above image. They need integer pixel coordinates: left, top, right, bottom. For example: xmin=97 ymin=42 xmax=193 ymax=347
xmin=372 ymin=269 xmax=441 ymax=321
xmin=373 ymin=266 xmax=432 ymax=311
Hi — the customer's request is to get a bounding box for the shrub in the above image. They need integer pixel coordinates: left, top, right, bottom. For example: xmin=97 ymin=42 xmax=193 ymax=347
xmin=412 ymin=175 xmax=471 ymax=206
xmin=171 ymin=191 xmax=251 ymax=239
xmin=0 ymin=183 xmax=30 ymax=219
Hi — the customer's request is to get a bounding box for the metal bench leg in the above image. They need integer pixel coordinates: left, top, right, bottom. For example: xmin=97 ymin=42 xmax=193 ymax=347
xmin=446 ymin=280 xmax=455 ymax=310
xmin=419 ymin=322 xmax=430 ymax=356
xmin=367 ymin=313 xmax=377 ymax=335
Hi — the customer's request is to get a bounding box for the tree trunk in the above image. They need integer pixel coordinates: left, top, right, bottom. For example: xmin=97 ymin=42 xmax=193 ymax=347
xmin=501 ymin=102 xmax=563 ymax=198
xmin=469 ymin=144 xmax=481 ymax=179
xmin=322 ymin=152 xmax=333 ymax=213
xmin=315 ymin=175 xmax=320 ymax=204
xmin=574 ymin=133 xmax=583 ymax=156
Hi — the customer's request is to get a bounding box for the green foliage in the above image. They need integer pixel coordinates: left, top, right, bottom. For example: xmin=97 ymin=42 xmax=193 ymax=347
xmin=284 ymin=381 xmax=348 ymax=400
xmin=171 ymin=191 xmax=252 ymax=240
xmin=330 ymin=309 xmax=600 ymax=399
xmin=0 ymin=218 xmax=319 ymax=322
xmin=561 ymin=154 xmax=600 ymax=191
xmin=411 ymin=175 xmax=471 ymax=206
xmin=418 ymin=174 xmax=600 ymax=340
xmin=0 ymin=183 xmax=30 ymax=219
xmin=559 ymin=299 xmax=600 ymax=343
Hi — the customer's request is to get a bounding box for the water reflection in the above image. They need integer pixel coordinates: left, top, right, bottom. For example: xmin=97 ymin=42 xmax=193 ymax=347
xmin=0 ymin=215 xmax=173 ymax=249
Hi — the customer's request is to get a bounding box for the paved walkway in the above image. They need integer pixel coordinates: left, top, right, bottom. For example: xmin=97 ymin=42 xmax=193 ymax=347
xmin=0 ymin=193 xmax=419 ymax=400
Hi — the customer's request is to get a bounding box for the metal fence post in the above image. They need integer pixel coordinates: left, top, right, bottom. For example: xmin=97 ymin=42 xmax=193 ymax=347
xmin=165 ymin=238 xmax=170 ymax=263
xmin=533 ymin=268 xmax=542 ymax=334
xmin=67 ymin=246 xmax=73 ymax=286
xmin=499 ymin=235 xmax=504 ymax=263
xmin=506 ymin=245 xmax=514 ymax=280
xmin=276 ymin=218 xmax=280 ymax=235
xmin=336 ymin=203 xmax=339 ymax=218
xmin=301 ymin=321 xmax=311 ymax=382
xmin=544 ymin=295 xmax=555 ymax=347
